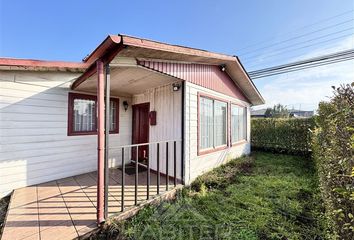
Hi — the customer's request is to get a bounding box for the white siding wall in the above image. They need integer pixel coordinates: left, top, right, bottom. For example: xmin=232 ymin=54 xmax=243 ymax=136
xmin=0 ymin=70 xmax=250 ymax=196
xmin=132 ymin=82 xmax=182 ymax=178
xmin=184 ymin=81 xmax=251 ymax=184
xmin=0 ymin=70 xmax=132 ymax=197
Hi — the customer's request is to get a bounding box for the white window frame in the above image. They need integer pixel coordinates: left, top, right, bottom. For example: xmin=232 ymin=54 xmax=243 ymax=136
xmin=231 ymin=103 xmax=248 ymax=144
xmin=198 ymin=94 xmax=228 ymax=154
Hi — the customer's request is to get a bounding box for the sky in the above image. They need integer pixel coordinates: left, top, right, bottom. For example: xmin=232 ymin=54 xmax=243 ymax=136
xmin=0 ymin=0 xmax=353 ymax=111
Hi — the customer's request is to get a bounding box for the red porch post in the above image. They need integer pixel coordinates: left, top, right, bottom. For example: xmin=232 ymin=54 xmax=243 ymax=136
xmin=96 ymin=60 xmax=105 ymax=224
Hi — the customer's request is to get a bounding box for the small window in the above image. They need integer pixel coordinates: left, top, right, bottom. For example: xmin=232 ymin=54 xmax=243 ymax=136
xmin=231 ymin=104 xmax=247 ymax=143
xmin=68 ymin=93 xmax=119 ymax=136
xmin=199 ymin=95 xmax=228 ymax=153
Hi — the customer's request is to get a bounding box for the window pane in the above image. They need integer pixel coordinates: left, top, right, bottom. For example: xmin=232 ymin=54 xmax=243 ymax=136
xmin=200 ymin=97 xmax=213 ymax=149
xmin=231 ymin=105 xmax=239 ymax=143
xmin=73 ymin=99 xmax=96 ymax=132
xmin=110 ymin=100 xmax=117 ymax=131
xmin=214 ymin=101 xmax=227 ymax=146
xmin=243 ymin=107 xmax=247 ymax=140
xmin=231 ymin=105 xmax=247 ymax=142
xmin=238 ymin=107 xmax=244 ymax=141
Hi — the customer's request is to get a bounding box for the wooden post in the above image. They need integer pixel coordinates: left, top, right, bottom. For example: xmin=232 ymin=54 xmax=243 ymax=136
xmin=97 ymin=60 xmax=105 ymax=224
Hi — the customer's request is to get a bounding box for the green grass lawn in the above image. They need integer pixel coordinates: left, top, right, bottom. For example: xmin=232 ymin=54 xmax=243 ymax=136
xmin=92 ymin=152 xmax=326 ymax=240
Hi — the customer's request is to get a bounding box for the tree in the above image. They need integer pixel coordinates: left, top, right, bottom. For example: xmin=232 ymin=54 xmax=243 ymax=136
xmin=264 ymin=108 xmax=272 ymax=118
xmin=267 ymin=104 xmax=289 ymax=118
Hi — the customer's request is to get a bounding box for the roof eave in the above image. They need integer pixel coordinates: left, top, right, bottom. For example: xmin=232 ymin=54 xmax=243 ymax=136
xmin=234 ymin=57 xmax=265 ymax=105
xmin=83 ymin=35 xmax=123 ymax=65
xmin=0 ymin=58 xmax=87 ymax=72
xmin=75 ymin=34 xmax=265 ymax=105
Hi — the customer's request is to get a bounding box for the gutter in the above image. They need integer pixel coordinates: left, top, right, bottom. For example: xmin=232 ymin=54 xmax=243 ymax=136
xmin=71 ymin=35 xmax=124 ymax=90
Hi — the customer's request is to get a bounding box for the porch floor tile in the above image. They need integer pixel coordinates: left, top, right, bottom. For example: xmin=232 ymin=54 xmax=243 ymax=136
xmin=1 ymin=168 xmax=178 ymax=240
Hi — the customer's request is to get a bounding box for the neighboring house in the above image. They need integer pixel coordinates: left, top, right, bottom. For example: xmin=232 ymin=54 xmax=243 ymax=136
xmin=251 ymin=108 xmax=314 ymax=118
xmin=0 ymin=34 xmax=264 ymax=223
xmin=289 ymin=109 xmax=314 ymax=118
xmin=250 ymin=108 xmax=268 ymax=118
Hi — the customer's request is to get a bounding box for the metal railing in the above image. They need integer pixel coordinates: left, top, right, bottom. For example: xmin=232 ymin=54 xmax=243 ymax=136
xmin=109 ymin=139 xmax=182 ymax=213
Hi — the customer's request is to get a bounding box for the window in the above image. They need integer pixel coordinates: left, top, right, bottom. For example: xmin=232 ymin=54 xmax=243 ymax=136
xmin=199 ymin=95 xmax=227 ymax=152
xmin=68 ymin=93 xmax=119 ymax=136
xmin=231 ymin=104 xmax=247 ymax=143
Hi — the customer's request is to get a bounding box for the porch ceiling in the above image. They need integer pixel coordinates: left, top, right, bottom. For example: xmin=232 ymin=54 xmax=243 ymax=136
xmin=73 ymin=65 xmax=179 ymax=96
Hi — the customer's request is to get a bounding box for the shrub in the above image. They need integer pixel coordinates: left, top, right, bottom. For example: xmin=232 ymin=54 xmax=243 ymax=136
xmin=251 ymin=118 xmax=315 ymax=154
xmin=312 ymin=83 xmax=354 ymax=239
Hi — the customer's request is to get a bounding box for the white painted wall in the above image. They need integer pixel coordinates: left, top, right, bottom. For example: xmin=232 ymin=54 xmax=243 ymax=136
xmin=0 ymin=70 xmax=132 ymax=197
xmin=0 ymin=70 xmax=250 ymax=197
xmin=132 ymin=81 xmax=182 ymax=178
xmin=184 ymin=81 xmax=251 ymax=184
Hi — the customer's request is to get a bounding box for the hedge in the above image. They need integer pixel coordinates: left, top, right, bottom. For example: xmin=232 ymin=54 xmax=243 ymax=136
xmin=312 ymin=84 xmax=354 ymax=239
xmin=251 ymin=118 xmax=315 ymax=154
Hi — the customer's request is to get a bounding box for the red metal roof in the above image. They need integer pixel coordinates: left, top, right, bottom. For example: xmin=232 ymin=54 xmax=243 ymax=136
xmin=0 ymin=34 xmax=264 ymax=105
xmin=78 ymin=34 xmax=264 ymax=105
xmin=0 ymin=57 xmax=88 ymax=72
xmin=83 ymin=34 xmax=236 ymax=65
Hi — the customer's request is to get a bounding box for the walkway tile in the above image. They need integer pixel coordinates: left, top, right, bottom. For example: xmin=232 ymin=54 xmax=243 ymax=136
xmin=2 ymin=202 xmax=39 ymax=240
xmin=39 ymin=220 xmax=78 ymax=240
xmin=2 ymin=167 xmax=177 ymax=240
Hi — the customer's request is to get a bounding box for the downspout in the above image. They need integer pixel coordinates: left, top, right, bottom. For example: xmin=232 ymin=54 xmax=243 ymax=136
xmin=104 ymin=64 xmax=110 ymax=219
xmin=96 ymin=60 xmax=105 ymax=224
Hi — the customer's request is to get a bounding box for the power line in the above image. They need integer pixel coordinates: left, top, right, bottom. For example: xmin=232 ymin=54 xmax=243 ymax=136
xmin=236 ymin=9 xmax=354 ymax=52
xmin=248 ymin=49 xmax=354 ymax=79
xmin=250 ymin=57 xmax=354 ymax=78
xmin=241 ymin=27 xmax=353 ymax=60
xmin=250 ymin=49 xmax=354 ymax=74
xmin=243 ymin=32 xmax=354 ymax=64
xmin=249 ymin=51 xmax=354 ymax=78
xmin=245 ymin=43 xmax=353 ymax=70
xmin=239 ymin=19 xmax=353 ymax=56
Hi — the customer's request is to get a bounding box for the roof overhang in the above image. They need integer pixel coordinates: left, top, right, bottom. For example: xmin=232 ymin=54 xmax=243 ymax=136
xmin=0 ymin=58 xmax=87 ymax=72
xmin=75 ymin=34 xmax=264 ymax=105
xmin=0 ymin=34 xmax=264 ymax=105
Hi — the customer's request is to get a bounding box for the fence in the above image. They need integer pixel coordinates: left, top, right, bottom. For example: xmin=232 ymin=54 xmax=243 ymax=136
xmin=251 ymin=118 xmax=315 ymax=154
xmin=108 ymin=139 xmax=182 ymax=214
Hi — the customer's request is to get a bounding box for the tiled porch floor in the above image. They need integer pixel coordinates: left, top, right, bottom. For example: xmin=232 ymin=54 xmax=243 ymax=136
xmin=1 ymin=167 xmax=176 ymax=240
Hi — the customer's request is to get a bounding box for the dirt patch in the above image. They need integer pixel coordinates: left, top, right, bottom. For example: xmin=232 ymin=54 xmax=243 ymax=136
xmin=190 ymin=155 xmax=255 ymax=191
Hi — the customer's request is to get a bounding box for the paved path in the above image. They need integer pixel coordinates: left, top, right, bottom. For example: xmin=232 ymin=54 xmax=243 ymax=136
xmin=1 ymin=168 xmax=174 ymax=240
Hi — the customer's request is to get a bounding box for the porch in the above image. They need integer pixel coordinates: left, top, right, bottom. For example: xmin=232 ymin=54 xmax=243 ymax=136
xmin=1 ymin=55 xmax=185 ymax=238
xmin=1 ymin=156 xmax=181 ymax=240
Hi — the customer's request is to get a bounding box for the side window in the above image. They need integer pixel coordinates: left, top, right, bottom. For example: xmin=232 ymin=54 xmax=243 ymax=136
xmin=231 ymin=104 xmax=247 ymax=143
xmin=199 ymin=96 xmax=228 ymax=152
xmin=68 ymin=93 xmax=119 ymax=135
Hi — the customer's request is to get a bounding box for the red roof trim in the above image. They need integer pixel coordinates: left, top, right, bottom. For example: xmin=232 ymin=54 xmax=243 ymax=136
xmin=0 ymin=57 xmax=88 ymax=69
xmin=121 ymin=34 xmax=236 ymax=61
xmin=83 ymin=35 xmax=122 ymax=65
xmin=83 ymin=34 xmax=236 ymax=65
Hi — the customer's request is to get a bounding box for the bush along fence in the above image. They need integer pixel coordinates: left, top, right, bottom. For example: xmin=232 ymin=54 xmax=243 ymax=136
xmin=312 ymin=84 xmax=354 ymax=239
xmin=251 ymin=118 xmax=315 ymax=155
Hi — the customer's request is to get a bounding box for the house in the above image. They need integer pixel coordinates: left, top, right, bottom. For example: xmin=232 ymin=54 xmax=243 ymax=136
xmin=0 ymin=34 xmax=264 ymax=230
xmin=289 ymin=109 xmax=314 ymax=118
xmin=250 ymin=108 xmax=268 ymax=118
xmin=251 ymin=108 xmax=314 ymax=118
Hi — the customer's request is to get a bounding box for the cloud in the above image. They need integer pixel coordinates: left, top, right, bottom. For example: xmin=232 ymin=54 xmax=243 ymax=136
xmin=253 ymin=36 xmax=354 ymax=111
